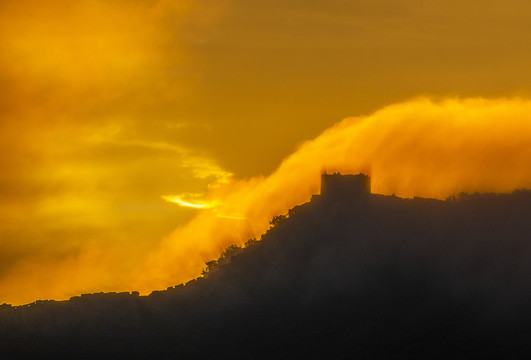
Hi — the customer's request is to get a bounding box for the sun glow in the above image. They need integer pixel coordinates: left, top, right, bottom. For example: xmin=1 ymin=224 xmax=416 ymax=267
xmin=161 ymin=194 xmax=217 ymax=209
xmin=161 ymin=194 xmax=247 ymax=220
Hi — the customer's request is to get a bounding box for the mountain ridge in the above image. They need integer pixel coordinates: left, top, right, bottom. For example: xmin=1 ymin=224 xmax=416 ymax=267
xmin=2 ymin=174 xmax=531 ymax=358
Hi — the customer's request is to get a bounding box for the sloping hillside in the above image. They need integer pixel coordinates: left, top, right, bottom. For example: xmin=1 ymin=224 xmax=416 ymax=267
xmin=1 ymin=183 xmax=531 ymax=359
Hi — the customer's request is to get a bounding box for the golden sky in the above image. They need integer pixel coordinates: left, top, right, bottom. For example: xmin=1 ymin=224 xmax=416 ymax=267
xmin=2 ymin=0 xmax=531 ymax=304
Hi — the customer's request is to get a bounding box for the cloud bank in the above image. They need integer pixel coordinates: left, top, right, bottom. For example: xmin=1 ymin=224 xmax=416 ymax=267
xmin=3 ymin=97 xmax=531 ymax=304
xmin=138 ymin=97 xmax=531 ymax=291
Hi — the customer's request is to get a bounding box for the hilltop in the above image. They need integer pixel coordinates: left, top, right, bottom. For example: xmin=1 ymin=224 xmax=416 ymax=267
xmin=1 ymin=174 xmax=531 ymax=359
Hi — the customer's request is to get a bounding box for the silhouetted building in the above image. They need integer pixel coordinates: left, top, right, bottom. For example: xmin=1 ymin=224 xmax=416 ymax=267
xmin=320 ymin=173 xmax=371 ymax=200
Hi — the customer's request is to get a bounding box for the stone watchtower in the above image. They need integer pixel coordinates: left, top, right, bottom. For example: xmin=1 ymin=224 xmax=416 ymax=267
xmin=320 ymin=173 xmax=371 ymax=200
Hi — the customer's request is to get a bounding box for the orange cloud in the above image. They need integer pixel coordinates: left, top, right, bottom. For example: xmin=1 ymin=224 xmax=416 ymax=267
xmin=137 ymin=97 xmax=531 ymax=291
xmin=0 ymin=0 xmax=228 ymax=305
xmin=3 ymin=97 xmax=531 ymax=304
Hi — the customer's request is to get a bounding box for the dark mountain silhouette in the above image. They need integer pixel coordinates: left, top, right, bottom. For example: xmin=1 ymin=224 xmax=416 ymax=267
xmin=2 ymin=173 xmax=531 ymax=359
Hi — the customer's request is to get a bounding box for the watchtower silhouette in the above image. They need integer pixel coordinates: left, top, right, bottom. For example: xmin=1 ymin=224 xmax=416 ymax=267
xmin=320 ymin=173 xmax=371 ymax=200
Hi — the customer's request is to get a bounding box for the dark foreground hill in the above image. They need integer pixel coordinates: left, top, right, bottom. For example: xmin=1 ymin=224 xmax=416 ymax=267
xmin=1 ymin=175 xmax=531 ymax=359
